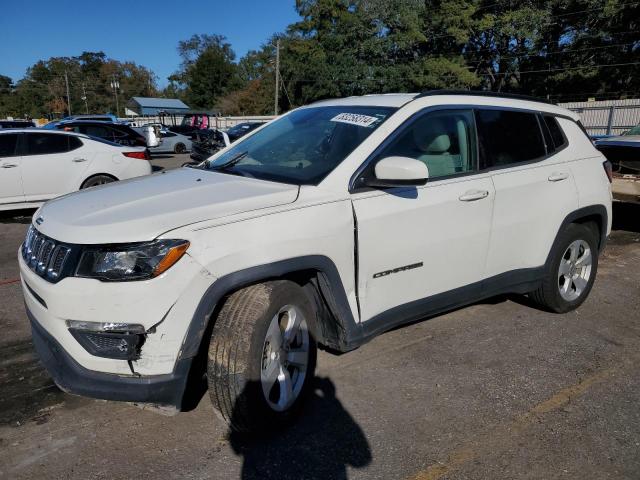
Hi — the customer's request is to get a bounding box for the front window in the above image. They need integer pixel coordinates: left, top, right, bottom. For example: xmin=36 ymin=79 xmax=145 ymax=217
xmin=374 ymin=109 xmax=477 ymax=178
xmin=205 ymin=106 xmax=396 ymax=185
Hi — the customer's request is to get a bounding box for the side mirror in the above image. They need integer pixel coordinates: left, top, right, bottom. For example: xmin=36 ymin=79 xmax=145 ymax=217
xmin=365 ymin=156 xmax=429 ymax=188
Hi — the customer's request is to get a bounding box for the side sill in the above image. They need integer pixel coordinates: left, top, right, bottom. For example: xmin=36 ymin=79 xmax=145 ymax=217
xmin=359 ymin=267 xmax=544 ymax=344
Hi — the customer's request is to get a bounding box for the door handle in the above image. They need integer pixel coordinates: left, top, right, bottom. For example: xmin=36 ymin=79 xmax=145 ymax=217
xmin=1 ymin=163 xmax=18 ymax=168
xmin=548 ymin=172 xmax=569 ymax=182
xmin=459 ymin=190 xmax=489 ymax=202
xmin=72 ymin=158 xmax=87 ymax=163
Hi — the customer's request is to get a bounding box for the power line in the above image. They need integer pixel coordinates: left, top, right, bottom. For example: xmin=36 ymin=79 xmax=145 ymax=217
xmin=463 ymin=42 xmax=639 ymax=66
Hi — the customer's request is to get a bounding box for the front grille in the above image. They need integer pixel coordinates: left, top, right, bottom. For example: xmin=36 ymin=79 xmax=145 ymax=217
xmin=22 ymin=226 xmax=73 ymax=282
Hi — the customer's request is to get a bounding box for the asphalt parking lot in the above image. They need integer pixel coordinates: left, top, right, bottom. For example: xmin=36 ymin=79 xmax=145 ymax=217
xmin=1 ymin=155 xmax=639 ymax=480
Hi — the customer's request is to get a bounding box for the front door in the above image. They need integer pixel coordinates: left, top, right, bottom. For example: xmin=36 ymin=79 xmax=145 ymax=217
xmin=351 ymin=108 xmax=495 ymax=324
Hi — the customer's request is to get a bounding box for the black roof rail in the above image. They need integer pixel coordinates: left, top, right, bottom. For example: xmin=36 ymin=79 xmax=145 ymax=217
xmin=416 ymin=89 xmax=556 ymax=105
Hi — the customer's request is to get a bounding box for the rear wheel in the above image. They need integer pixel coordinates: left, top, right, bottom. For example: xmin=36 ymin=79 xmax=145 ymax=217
xmin=530 ymin=223 xmax=599 ymax=313
xmin=174 ymin=142 xmax=186 ymax=154
xmin=80 ymin=174 xmax=117 ymax=189
xmin=207 ymin=280 xmax=317 ymax=432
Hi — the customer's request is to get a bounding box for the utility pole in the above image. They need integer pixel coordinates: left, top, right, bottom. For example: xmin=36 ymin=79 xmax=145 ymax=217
xmin=64 ymin=70 xmax=72 ymax=116
xmin=81 ymin=82 xmax=89 ymax=114
xmin=110 ymin=76 xmax=120 ymax=118
xmin=274 ymin=39 xmax=280 ymax=116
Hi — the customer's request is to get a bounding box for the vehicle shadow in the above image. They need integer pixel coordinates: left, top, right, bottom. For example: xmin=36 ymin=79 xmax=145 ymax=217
xmin=228 ymin=377 xmax=372 ymax=480
xmin=151 ymin=165 xmax=165 ymax=172
xmin=0 ymin=208 xmax=37 ymax=224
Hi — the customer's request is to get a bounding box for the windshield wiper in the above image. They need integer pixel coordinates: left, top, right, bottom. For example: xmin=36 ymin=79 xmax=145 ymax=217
xmin=210 ymin=151 xmax=249 ymax=171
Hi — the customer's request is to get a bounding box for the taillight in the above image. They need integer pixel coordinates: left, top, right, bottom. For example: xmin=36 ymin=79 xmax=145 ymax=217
xmin=602 ymin=160 xmax=613 ymax=183
xmin=122 ymin=151 xmax=150 ymax=160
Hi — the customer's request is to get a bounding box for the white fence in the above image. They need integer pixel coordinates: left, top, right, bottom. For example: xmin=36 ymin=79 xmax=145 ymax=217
xmin=559 ymin=99 xmax=640 ymax=136
xmin=124 ymin=115 xmax=276 ymax=131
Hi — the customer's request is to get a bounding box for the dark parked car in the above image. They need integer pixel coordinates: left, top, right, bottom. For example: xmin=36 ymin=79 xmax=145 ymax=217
xmin=189 ymin=129 xmax=228 ymax=163
xmin=0 ymin=120 xmax=35 ymax=129
xmin=55 ymin=121 xmax=147 ymax=147
xmin=595 ymin=133 xmax=640 ymax=204
xmin=225 ymin=122 xmax=264 ymax=142
xmin=188 ymin=122 xmax=265 ymax=163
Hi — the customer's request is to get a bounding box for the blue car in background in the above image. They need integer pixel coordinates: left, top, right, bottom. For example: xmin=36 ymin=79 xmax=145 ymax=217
xmin=43 ymin=114 xmax=118 ymax=129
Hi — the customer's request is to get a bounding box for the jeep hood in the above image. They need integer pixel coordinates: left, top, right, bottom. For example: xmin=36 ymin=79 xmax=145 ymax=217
xmin=35 ymin=168 xmax=299 ymax=244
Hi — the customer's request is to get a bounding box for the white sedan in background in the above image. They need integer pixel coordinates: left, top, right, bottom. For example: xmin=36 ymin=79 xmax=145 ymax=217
xmin=0 ymin=129 xmax=152 ymax=211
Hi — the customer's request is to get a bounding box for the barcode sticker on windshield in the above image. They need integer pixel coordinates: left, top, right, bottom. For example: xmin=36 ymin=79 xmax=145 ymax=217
xmin=330 ymin=113 xmax=380 ymax=127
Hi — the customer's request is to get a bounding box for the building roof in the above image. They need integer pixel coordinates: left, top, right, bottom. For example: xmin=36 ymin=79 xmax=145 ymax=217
xmin=127 ymin=97 xmax=191 ymax=115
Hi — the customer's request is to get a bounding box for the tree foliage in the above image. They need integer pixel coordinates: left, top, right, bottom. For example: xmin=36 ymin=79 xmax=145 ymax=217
xmin=1 ymin=1 xmax=638 ymax=118
xmin=0 ymin=51 xmax=157 ymax=118
xmin=167 ymin=34 xmax=240 ymax=109
xmin=219 ymin=0 xmax=639 ymax=114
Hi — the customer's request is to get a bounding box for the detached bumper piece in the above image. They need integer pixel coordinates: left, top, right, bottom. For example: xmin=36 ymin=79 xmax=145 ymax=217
xmin=28 ymin=309 xmax=191 ymax=408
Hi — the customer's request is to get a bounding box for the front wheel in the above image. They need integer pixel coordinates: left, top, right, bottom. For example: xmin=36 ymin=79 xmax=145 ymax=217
xmin=207 ymin=281 xmax=317 ymax=432
xmin=530 ymin=223 xmax=599 ymax=313
xmin=174 ymin=142 xmax=186 ymax=154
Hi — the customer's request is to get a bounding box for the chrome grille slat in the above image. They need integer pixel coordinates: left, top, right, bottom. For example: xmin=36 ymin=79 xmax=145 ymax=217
xmin=21 ymin=227 xmax=73 ymax=282
xmin=30 ymin=234 xmax=44 ymax=267
xmin=48 ymin=246 xmax=71 ymax=280
xmin=37 ymin=240 xmax=55 ymax=274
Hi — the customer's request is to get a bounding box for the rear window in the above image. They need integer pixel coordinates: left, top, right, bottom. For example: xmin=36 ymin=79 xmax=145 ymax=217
xmin=0 ymin=133 xmax=19 ymax=157
xmin=26 ymin=133 xmax=78 ymax=155
xmin=476 ymin=109 xmax=546 ymax=168
xmin=84 ymin=125 xmax=114 ymax=140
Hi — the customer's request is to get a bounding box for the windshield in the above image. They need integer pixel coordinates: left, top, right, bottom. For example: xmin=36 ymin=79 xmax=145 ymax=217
xmin=204 ymin=106 xmax=396 ymax=185
xmin=624 ymin=124 xmax=640 ymax=136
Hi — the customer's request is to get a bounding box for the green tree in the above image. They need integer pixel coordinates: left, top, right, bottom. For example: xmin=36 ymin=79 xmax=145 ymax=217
xmin=170 ymin=34 xmax=239 ymax=108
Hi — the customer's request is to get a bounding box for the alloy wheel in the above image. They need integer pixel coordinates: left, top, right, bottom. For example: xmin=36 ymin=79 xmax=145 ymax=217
xmin=558 ymin=239 xmax=592 ymax=302
xmin=260 ymin=305 xmax=310 ymax=412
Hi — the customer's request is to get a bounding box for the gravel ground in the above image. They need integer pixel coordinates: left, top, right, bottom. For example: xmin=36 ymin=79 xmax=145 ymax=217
xmin=0 ymin=158 xmax=639 ymax=479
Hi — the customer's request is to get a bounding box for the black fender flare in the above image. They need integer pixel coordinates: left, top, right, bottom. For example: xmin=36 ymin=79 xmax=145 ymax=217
xmin=544 ymin=204 xmax=608 ymax=269
xmin=178 ymin=255 xmax=362 ymax=360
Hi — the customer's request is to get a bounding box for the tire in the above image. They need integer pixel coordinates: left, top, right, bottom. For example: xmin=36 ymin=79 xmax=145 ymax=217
xmin=207 ymin=280 xmax=317 ymax=432
xmin=80 ymin=174 xmax=117 ymax=189
xmin=174 ymin=142 xmax=186 ymax=154
xmin=530 ymin=223 xmax=599 ymax=313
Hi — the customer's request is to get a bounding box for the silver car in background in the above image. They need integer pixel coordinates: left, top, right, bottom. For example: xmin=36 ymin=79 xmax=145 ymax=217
xmin=149 ymin=129 xmax=192 ymax=154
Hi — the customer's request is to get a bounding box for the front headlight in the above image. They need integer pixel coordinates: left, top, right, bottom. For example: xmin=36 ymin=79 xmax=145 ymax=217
xmin=76 ymin=239 xmax=190 ymax=281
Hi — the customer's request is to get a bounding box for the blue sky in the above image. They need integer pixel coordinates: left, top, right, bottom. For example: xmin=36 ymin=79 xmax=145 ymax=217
xmin=0 ymin=0 xmax=299 ymax=87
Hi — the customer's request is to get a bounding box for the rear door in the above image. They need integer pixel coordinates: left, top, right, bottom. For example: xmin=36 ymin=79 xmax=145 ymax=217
xmin=21 ymin=133 xmax=87 ymax=202
xmin=478 ymin=109 xmax=579 ymax=278
xmin=0 ymin=133 xmax=24 ymax=205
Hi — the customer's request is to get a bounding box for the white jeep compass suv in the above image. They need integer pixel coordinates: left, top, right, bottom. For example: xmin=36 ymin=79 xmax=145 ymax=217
xmin=19 ymin=91 xmax=612 ymax=432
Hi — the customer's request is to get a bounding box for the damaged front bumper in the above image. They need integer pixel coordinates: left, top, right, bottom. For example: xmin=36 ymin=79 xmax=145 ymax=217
xmin=28 ymin=308 xmax=192 ymax=408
